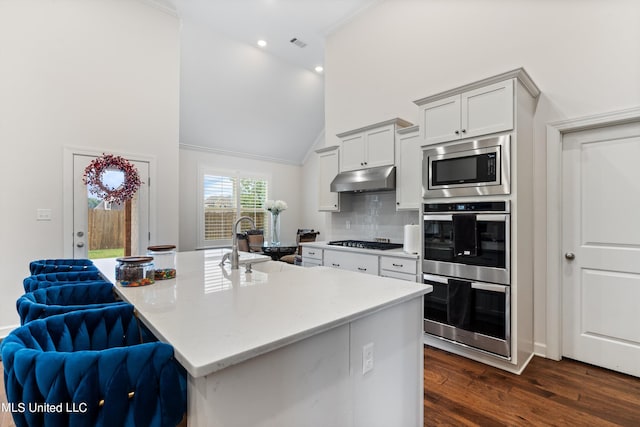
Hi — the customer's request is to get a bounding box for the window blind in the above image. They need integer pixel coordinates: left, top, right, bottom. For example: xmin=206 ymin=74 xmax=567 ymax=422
xmin=202 ymin=173 xmax=268 ymax=246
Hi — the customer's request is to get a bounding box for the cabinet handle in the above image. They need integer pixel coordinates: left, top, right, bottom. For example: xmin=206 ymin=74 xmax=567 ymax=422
xmin=455 ymin=130 xmax=460 ymax=135
xmin=360 ymin=162 xmax=364 ymax=166
xmin=332 ymin=263 xmax=340 ymax=267
xmin=396 ymin=202 xmax=400 ymax=205
xmin=364 ymin=162 xmax=368 ymax=165
xmin=357 ymin=267 xmax=367 ymax=271
xmin=308 ymin=251 xmax=315 ymax=255
xmin=392 ymin=263 xmax=403 ymax=267
xmin=461 ymin=129 xmax=467 ymax=133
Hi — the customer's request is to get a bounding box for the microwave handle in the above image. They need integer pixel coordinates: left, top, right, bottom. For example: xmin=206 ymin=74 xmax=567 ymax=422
xmin=471 ymin=282 xmax=507 ymax=293
xmin=423 ymin=274 xmax=449 ymax=284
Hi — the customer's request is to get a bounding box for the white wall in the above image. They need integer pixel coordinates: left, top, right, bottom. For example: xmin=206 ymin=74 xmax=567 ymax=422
xmin=0 ymin=0 xmax=180 ymax=336
xmin=179 ymin=18 xmax=325 ymax=165
xmin=179 ymin=148 xmax=303 ymax=251
xmin=315 ymin=0 xmax=640 ymax=353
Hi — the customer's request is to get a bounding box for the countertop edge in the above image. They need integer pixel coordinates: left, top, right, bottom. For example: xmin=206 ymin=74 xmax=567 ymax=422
xmin=301 ymin=241 xmax=419 ymax=259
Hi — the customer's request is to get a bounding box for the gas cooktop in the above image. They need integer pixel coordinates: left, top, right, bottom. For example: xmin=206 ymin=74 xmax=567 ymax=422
xmin=327 ymin=240 xmax=403 ymax=250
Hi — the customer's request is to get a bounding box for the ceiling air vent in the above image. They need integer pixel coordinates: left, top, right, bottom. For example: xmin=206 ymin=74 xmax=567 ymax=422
xmin=290 ymin=38 xmax=307 ymax=48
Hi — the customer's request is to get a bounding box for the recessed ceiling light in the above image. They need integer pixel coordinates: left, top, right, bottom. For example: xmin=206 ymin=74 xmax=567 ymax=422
xmin=314 ymin=66 xmax=324 ymax=73
xmin=257 ymin=40 xmax=267 ymax=47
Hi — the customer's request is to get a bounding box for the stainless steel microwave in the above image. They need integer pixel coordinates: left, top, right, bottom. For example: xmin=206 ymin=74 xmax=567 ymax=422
xmin=422 ymin=135 xmax=510 ymax=198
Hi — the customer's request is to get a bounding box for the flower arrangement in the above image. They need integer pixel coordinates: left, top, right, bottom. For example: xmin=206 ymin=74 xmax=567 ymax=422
xmin=264 ymin=200 xmax=288 ymax=215
xmin=83 ymin=154 xmax=142 ymax=204
xmin=264 ymin=200 xmax=287 ymax=245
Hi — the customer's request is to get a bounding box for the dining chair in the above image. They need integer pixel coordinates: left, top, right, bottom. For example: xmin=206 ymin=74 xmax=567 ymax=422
xmin=280 ymin=229 xmax=320 ymax=264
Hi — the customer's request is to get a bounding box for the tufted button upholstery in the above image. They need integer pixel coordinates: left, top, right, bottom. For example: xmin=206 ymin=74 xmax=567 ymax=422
xmin=16 ymin=282 xmax=128 ymax=325
xmin=1 ymin=304 xmax=187 ymax=427
xmin=29 ymin=259 xmax=97 ymax=275
xmin=23 ymin=271 xmax=109 ymax=293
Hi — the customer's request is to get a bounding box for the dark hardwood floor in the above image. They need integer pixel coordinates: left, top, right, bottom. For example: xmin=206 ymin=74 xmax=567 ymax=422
xmin=424 ymin=346 xmax=640 ymax=426
xmin=2 ymin=347 xmax=640 ymax=427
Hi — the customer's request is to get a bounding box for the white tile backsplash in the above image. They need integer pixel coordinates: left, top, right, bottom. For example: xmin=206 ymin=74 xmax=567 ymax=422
xmin=330 ymin=192 xmax=419 ymax=243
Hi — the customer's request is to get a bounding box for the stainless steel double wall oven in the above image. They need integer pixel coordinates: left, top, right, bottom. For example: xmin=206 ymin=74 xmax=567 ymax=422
xmin=421 ymin=135 xmax=512 ymax=359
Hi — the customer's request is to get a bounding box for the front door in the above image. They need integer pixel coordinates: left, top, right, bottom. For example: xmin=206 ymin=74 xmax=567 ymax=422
xmin=72 ymin=154 xmax=150 ymax=259
xmin=562 ymin=120 xmax=640 ymax=377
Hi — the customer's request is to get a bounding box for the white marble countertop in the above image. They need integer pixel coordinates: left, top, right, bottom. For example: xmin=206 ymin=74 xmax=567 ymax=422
xmin=301 ymin=241 xmax=420 ymax=259
xmin=94 ymin=250 xmax=430 ymax=378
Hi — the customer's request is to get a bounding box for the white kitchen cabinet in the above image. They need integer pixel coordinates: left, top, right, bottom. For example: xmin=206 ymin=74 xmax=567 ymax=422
xmin=324 ymin=249 xmax=378 ymax=276
xmin=301 ymin=246 xmax=323 ymax=267
xmin=316 ymin=146 xmax=340 ymax=212
xmin=416 ymin=79 xmax=514 ymax=145
xmin=380 ymin=256 xmax=418 ymax=282
xmin=395 ymin=125 xmax=422 ymax=210
xmin=337 ymin=118 xmax=412 ymax=172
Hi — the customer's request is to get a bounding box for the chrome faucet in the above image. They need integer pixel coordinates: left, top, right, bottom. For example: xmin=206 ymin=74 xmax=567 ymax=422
xmin=220 ymin=216 xmax=255 ymax=270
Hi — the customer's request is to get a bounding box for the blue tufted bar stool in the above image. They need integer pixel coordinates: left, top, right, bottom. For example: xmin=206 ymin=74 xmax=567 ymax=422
xmin=1 ymin=304 xmax=187 ymax=427
xmin=23 ymin=271 xmax=109 ymax=293
xmin=16 ymin=282 xmax=128 ymax=325
xmin=29 ymin=259 xmax=97 ymax=275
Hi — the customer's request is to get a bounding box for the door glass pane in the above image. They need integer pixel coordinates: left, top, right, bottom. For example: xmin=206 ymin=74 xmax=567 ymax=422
xmin=86 ymin=187 xmax=136 ymax=260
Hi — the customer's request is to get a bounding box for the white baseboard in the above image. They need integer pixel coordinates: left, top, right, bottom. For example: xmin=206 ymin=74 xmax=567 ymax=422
xmin=534 ymin=341 xmax=547 ymax=358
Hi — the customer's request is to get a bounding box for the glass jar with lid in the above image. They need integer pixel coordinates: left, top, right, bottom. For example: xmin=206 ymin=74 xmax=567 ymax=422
xmin=147 ymin=245 xmax=177 ymax=280
xmin=115 ymin=256 xmax=155 ymax=287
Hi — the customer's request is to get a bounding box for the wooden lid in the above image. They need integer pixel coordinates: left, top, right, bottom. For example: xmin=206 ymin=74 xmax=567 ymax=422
xmin=147 ymin=245 xmax=176 ymax=252
xmin=116 ymin=256 xmax=154 ymax=264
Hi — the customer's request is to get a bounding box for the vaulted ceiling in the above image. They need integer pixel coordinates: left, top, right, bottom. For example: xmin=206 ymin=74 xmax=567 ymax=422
xmin=160 ymin=0 xmax=380 ymax=164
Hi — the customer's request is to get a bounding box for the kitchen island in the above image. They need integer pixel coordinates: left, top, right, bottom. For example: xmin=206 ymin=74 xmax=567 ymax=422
xmin=94 ymin=250 xmax=431 ymax=427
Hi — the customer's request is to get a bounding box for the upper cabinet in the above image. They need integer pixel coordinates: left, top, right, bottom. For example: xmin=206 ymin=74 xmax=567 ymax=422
xmin=337 ymin=118 xmax=412 ymax=172
xmin=316 ymin=145 xmax=341 ymax=212
xmin=414 ymin=69 xmax=539 ymax=146
xmin=395 ymin=125 xmax=421 ymax=211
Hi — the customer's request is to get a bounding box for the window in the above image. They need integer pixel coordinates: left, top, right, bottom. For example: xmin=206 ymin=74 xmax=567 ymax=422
xmin=199 ymin=168 xmax=269 ymax=248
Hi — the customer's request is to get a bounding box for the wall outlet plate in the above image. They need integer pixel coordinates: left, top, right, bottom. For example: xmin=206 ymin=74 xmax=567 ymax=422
xmin=362 ymin=342 xmax=374 ymax=375
xmin=36 ymin=209 xmax=52 ymax=221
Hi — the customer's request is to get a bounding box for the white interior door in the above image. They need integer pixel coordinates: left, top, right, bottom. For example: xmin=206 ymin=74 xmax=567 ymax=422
xmin=73 ymin=154 xmax=149 ymax=259
xmin=562 ymin=120 xmax=640 ymax=377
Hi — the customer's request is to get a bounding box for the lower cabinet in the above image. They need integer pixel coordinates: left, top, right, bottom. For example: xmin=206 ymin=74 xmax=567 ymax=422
xmin=379 ymin=256 xmax=418 ymax=282
xmin=301 ymin=247 xmax=418 ymax=282
xmin=323 ymin=250 xmax=378 ymax=276
xmin=301 ymin=247 xmax=323 ymax=267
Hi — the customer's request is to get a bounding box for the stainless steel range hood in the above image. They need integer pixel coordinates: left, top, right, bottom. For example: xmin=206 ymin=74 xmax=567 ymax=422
xmin=330 ymin=166 xmax=396 ymax=193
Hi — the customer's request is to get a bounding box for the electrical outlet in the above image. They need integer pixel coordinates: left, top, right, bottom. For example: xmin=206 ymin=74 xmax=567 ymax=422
xmin=36 ymin=209 xmax=52 ymax=221
xmin=362 ymin=342 xmax=374 ymax=375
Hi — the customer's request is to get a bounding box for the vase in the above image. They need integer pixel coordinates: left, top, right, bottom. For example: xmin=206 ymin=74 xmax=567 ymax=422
xmin=270 ymin=212 xmax=281 ymax=246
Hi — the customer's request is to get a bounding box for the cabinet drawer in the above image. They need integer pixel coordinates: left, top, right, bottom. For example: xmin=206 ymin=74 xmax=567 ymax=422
xmin=380 ymin=270 xmax=418 ymax=282
xmin=302 ymin=259 xmax=322 ymax=268
xmin=302 ymin=247 xmax=322 ymax=261
xmin=380 ymin=257 xmax=417 ymax=275
xmin=324 ymin=250 xmax=378 ymax=275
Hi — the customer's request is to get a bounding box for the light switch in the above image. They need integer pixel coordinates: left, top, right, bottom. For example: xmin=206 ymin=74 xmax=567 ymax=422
xmin=37 ymin=209 xmax=52 ymax=221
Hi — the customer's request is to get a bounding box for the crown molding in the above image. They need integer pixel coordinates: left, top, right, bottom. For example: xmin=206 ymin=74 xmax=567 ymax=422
xmin=179 ymin=144 xmax=303 ymax=166
xmin=413 ymin=67 xmax=540 ymax=106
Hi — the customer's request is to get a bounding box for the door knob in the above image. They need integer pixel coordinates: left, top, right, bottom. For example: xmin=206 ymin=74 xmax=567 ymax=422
xmin=77 ymin=242 xmax=85 ymax=248
xmin=565 ymin=252 xmax=575 ymax=260
xmin=77 ymin=231 xmax=84 ymax=237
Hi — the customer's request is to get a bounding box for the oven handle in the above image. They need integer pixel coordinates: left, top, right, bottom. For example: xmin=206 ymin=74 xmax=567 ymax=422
xmin=471 ymin=282 xmax=508 ymax=293
xmin=423 ymin=214 xmax=507 ymax=222
xmin=423 ymin=214 xmax=452 ymax=221
xmin=422 ymin=273 xmax=449 ymax=284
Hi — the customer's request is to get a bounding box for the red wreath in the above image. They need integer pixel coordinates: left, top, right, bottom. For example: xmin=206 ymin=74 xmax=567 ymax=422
xmin=83 ymin=154 xmax=142 ymax=204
